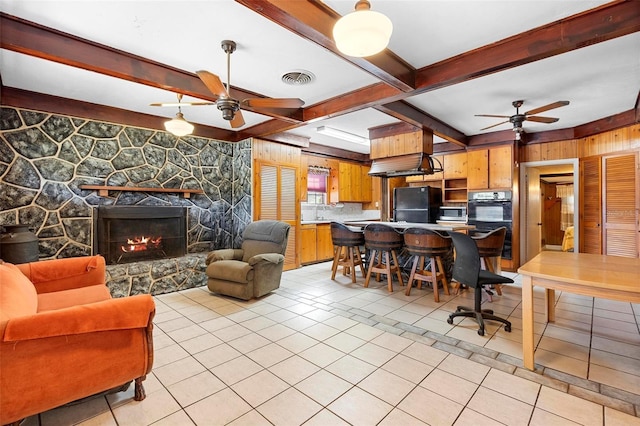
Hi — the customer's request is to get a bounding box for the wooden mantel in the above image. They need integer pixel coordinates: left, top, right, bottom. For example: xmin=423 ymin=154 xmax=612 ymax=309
xmin=79 ymin=185 xmax=204 ymax=199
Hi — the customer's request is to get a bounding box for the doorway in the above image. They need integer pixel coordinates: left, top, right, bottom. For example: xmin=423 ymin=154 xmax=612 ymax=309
xmin=519 ymin=159 xmax=579 ymax=264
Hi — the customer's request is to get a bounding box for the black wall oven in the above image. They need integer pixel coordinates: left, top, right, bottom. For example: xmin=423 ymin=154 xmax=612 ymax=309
xmin=467 ymin=191 xmax=513 ymax=259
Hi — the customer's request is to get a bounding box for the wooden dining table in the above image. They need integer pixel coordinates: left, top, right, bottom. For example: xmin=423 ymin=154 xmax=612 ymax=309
xmin=518 ymin=251 xmax=640 ymax=370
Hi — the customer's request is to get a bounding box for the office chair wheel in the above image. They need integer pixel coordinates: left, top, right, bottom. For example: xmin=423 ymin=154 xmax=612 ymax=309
xmin=477 ymin=328 xmax=485 ymax=336
xmin=504 ymin=324 xmax=511 ymax=332
xmin=446 ymin=316 xmax=454 ymax=325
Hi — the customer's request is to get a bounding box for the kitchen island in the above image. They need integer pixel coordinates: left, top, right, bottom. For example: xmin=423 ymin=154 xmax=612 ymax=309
xmin=343 ymin=221 xmax=474 ymax=232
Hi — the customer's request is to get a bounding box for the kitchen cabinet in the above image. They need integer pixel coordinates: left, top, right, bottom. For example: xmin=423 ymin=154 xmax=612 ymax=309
xmin=443 ymin=152 xmax=467 ymax=179
xmin=370 ymin=129 xmax=433 ymax=160
xmin=338 ymin=162 xmax=372 ymax=202
xmin=300 ymin=223 xmax=334 ymax=264
xmin=467 ymin=146 xmax=513 ymax=190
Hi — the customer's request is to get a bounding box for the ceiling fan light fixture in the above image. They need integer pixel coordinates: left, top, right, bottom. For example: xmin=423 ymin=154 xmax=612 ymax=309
xmin=333 ymin=0 xmax=392 ymax=58
xmin=164 ymin=111 xmax=194 ymax=137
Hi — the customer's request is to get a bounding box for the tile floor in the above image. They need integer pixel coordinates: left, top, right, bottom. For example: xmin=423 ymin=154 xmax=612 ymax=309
xmin=24 ymin=261 xmax=640 ymax=425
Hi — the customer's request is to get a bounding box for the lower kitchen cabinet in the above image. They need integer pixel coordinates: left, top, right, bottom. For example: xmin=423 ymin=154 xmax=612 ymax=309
xmin=300 ymin=223 xmax=334 ymax=264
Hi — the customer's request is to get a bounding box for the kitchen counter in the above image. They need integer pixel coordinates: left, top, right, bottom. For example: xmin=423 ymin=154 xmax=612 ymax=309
xmin=301 ymin=218 xmax=380 ymax=225
xmin=343 ymin=221 xmax=474 ymax=232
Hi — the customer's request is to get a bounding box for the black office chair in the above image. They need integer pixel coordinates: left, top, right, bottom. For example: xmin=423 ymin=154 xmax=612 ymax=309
xmin=446 ymin=231 xmax=513 ymax=336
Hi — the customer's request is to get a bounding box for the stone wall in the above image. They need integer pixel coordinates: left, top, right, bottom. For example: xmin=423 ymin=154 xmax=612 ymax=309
xmin=0 ymin=107 xmax=252 ymax=264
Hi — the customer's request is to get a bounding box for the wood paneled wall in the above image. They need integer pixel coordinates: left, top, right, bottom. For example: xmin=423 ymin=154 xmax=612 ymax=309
xmin=253 ymin=139 xmax=301 ymax=166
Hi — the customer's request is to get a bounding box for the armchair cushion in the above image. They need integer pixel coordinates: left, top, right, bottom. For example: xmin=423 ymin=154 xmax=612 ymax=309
xmin=0 ymin=262 xmax=38 ymax=321
xmin=206 ymin=260 xmax=253 ymax=284
xmin=37 ymin=284 xmax=112 ymax=312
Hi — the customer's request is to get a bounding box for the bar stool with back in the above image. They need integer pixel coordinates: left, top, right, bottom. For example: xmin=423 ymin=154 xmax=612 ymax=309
xmin=363 ymin=223 xmax=404 ymax=292
xmin=403 ymin=227 xmax=452 ymax=302
xmin=446 ymin=231 xmax=513 ymax=336
xmin=330 ymin=222 xmax=366 ymax=283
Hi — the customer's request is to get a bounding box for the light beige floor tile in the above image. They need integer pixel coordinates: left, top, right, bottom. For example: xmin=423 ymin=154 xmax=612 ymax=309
xmin=287 ymin=302 xmax=318 ymax=315
xmin=107 ymin=375 xmax=163 ymax=408
xmin=153 ymin=355 xmax=207 ymax=387
xmin=327 ymin=386 xmax=393 ymax=426
xmin=240 ymin=315 xmax=278 ymax=332
xmin=453 ymin=408 xmax=504 ymax=426
xmin=590 ymin=348 xmax=640 ymax=376
xmin=226 ymin=409 xmax=272 ymax=426
xmin=398 ymin=386 xmax=463 ymax=426
xmin=401 ymin=341 xmax=449 ymax=367
xmin=193 ymin=343 xmax=241 ymax=369
xmin=211 ymin=323 xmax=253 ymax=342
xmin=152 ymin=331 xmax=174 ymax=350
xmin=362 ymin=302 xmax=396 ymax=315
xmin=381 ymin=353 xmax=434 ymax=384
xmin=214 ymin=303 xmax=246 ymax=316
xmin=344 ymin=322 xmax=385 ymax=341
xmin=592 ymin=335 xmax=640 ymax=360
xmin=420 ymin=368 xmax=478 ymax=405
xmin=277 ymin=332 xmax=319 ymax=354
xmin=153 ymin=343 xmax=191 ymax=368
xmin=358 ymin=368 xmax=415 ymax=405
xmin=538 ymin=336 xmax=590 ymax=361
xmin=299 ymin=342 xmax=345 ymax=368
xmin=303 ymin=308 xmax=337 ymax=322
xmin=467 ymin=386 xmax=533 ymax=426
xmin=282 ymin=315 xmax=318 ymax=331
xmin=249 ymin=302 xmax=282 ymax=316
xmin=322 ymin=314 xmax=359 ymax=331
xmin=536 ymin=386 xmax=603 ymax=426
xmin=325 ymin=354 xmax=378 ymax=384
xmin=439 ymin=354 xmax=490 ymax=384
xmin=385 ymin=308 xmax=424 ymax=324
xmin=226 ymin=309 xmax=260 ymax=323
xmin=256 ymin=323 xmax=297 ymax=341
xmin=401 ymin=302 xmax=437 ymax=316
xmin=228 ymin=332 xmax=271 ymax=353
xmin=594 ymin=299 xmax=634 ymax=313
xmin=112 ymin=388 xmax=181 ymax=426
xmin=301 ymin=322 xmax=341 ymax=341
xmin=370 ymin=331 xmax=413 ymax=353
xmin=303 ymin=409 xmax=351 ymax=426
xmin=210 ymin=355 xmax=264 ymax=385
xmin=534 ymin=348 xmax=588 ymax=378
xmin=588 ymin=364 xmax=640 ymax=395
xmin=77 ymin=410 xmax=119 ymax=426
xmin=269 ymin=355 xmax=321 ymax=385
xmin=481 ymin=368 xmax=540 ymax=405
xmin=350 ymin=341 xmax=397 ymax=367
xmin=604 ymin=406 xmax=640 ymax=426
xmin=155 ymin=316 xmax=196 ymax=334
xmin=414 ymin=316 xmax=455 ymax=334
xmin=484 ymin=334 xmax=523 ymax=358
xmin=529 ymin=408 xmax=580 ymax=425
xmin=199 ymin=316 xmax=236 ymax=332
xmin=185 ymin=388 xmax=252 ymax=425
xmin=41 ymin=396 xmax=111 ymax=426
xmin=178 ymin=333 xmax=223 ymax=354
xmin=593 ymin=307 xmax=636 ymax=323
xmin=257 ymin=387 xmax=322 ymax=426
xmin=591 ymin=326 xmax=640 ymax=345
xmin=324 ymin=331 xmax=367 ymax=353
xmin=543 ymin=324 xmax=591 ymax=347
xmin=231 ymin=370 xmax=289 ymax=408
xmin=264 ymin=308 xmax=299 ymax=323
xmin=166 ymin=370 xmax=226 ymax=407
xmin=378 ymin=408 xmax=427 ymax=425
xmin=247 ymin=342 xmax=294 ymax=368
xmin=295 ymin=369 xmax=353 ymax=406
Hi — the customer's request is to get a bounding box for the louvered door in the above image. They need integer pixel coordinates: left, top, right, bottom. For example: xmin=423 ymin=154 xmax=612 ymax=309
xmin=603 ymin=153 xmax=639 ymax=257
xmin=579 ymin=157 xmax=602 ymax=253
xmin=255 ymin=162 xmax=299 ymax=270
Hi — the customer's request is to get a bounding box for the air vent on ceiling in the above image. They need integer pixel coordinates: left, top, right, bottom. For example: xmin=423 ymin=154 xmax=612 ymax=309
xmin=281 ymin=70 xmax=315 ymax=86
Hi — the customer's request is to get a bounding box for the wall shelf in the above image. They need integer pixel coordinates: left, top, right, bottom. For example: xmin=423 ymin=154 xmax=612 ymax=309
xmin=79 ymin=185 xmax=204 ymax=199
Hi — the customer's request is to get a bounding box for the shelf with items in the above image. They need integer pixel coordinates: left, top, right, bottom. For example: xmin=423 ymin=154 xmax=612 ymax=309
xmin=443 ymin=178 xmax=467 ymax=203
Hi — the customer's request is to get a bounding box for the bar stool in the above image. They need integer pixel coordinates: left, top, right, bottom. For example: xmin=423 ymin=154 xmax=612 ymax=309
xmin=330 ymin=222 xmax=366 ymax=283
xmin=403 ymin=227 xmax=452 ymax=302
xmin=363 ymin=223 xmax=404 ymax=292
xmin=472 ymin=227 xmax=507 ymax=297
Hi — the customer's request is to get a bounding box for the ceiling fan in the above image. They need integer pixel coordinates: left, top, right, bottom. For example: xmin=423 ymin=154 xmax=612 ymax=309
xmin=476 ymin=100 xmax=570 ymax=140
xmin=197 ymin=40 xmax=304 ymax=128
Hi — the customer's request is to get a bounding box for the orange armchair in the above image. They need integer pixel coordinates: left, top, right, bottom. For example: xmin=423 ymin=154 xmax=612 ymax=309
xmin=0 ymin=256 xmax=155 ymax=425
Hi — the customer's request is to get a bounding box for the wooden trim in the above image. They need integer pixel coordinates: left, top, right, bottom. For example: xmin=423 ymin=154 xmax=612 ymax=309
xmin=79 ymin=185 xmax=204 ymax=199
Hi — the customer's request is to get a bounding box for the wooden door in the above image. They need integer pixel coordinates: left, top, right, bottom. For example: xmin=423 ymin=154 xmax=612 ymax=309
xmin=524 ymin=167 xmax=542 ymax=262
xmin=579 ymin=156 xmax=602 ymax=254
xmin=603 ymin=153 xmax=638 ymax=257
xmin=255 ymin=162 xmax=299 ymax=270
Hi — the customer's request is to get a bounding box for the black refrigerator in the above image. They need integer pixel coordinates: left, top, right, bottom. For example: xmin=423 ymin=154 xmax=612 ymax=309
xmin=393 ymin=186 xmax=442 ymax=223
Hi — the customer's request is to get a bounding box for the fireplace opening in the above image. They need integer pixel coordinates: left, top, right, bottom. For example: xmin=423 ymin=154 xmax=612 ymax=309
xmin=95 ymin=206 xmax=187 ymax=264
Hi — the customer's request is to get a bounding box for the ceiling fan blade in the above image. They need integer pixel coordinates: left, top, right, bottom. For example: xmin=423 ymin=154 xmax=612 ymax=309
xmin=475 ymin=114 xmax=511 ymax=119
xmin=230 ymin=110 xmax=245 ymax=128
xmin=524 ymin=100 xmax=569 ymax=116
xmin=526 ymin=116 xmax=559 ymax=124
xmin=150 ymin=101 xmax=214 ymax=107
xmin=196 ymin=70 xmax=228 ymax=98
xmin=480 ymin=120 xmax=510 ymax=131
xmin=242 ymin=98 xmax=305 ymax=109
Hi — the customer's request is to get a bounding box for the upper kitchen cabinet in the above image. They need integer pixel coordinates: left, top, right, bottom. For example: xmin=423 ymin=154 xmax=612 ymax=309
xmin=370 ymin=129 xmax=433 ymax=160
xmin=443 ymin=152 xmax=467 ymax=179
xmin=338 ymin=162 xmax=372 ymax=202
xmin=467 ymin=145 xmax=513 ymax=190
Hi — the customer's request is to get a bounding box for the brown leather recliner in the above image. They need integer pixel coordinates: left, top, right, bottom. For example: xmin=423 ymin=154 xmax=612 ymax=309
xmin=0 ymin=255 xmax=155 ymax=425
xmin=205 ymin=220 xmax=290 ymax=300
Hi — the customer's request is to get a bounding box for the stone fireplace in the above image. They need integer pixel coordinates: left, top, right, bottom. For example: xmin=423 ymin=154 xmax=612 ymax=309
xmin=95 ymin=206 xmax=187 ymax=265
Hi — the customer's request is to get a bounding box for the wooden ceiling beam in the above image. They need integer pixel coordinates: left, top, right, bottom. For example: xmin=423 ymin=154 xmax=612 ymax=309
xmin=0 ymin=12 xmax=303 ymax=123
xmin=235 ymin=0 xmax=415 ymax=92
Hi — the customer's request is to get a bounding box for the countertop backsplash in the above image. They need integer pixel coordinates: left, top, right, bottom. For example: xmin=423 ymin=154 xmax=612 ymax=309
xmin=301 ymin=202 xmax=380 ymax=223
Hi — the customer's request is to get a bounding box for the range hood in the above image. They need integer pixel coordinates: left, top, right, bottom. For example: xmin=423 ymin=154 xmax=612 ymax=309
xmin=368 ymin=153 xmax=442 ymax=177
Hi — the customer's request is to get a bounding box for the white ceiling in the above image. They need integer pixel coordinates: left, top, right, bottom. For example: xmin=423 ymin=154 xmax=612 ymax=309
xmin=1 ymin=0 xmax=638 ymax=155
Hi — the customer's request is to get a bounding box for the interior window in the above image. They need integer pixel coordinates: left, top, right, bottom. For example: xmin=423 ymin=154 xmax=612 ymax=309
xmin=307 ymin=167 xmax=329 ymax=205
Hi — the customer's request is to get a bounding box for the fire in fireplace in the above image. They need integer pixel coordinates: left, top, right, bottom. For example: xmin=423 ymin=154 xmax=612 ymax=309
xmin=95 ymin=206 xmax=187 ymax=264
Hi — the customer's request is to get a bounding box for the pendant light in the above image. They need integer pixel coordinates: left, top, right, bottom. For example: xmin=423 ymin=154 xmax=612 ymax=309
xmin=163 ymin=94 xmax=194 ymax=137
xmin=333 ymin=0 xmax=393 ymax=58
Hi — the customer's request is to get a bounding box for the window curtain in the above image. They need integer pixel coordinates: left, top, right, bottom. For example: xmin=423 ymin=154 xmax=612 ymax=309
xmin=556 ymin=184 xmax=574 ymax=231
xmin=308 ymin=167 xmax=330 ymax=192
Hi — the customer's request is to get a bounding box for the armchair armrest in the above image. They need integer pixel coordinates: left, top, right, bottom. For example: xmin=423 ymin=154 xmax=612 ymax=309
xmin=248 ymin=253 xmax=284 ymax=266
xmin=2 ymin=294 xmax=155 ymax=342
xmin=17 ymin=256 xmax=106 ymax=294
xmin=206 ymin=249 xmax=243 ymax=265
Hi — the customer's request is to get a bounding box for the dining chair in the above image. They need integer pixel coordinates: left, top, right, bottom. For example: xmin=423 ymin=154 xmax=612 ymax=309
xmin=446 ymin=231 xmax=513 ymax=336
